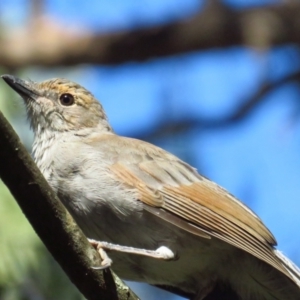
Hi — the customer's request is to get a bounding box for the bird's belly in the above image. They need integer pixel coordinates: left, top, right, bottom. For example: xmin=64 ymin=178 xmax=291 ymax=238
xmin=108 ymin=246 xmax=219 ymax=295
xmin=70 ymin=205 xmax=228 ymax=294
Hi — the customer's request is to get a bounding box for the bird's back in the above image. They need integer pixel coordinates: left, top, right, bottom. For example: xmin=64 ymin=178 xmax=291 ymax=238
xmin=44 ymin=132 xmax=300 ymax=299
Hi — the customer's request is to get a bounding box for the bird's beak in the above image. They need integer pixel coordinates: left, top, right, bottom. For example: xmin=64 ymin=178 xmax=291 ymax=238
xmin=2 ymin=74 xmax=40 ymax=101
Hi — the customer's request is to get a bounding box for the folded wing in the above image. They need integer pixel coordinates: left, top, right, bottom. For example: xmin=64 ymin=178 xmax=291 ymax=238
xmin=109 ymin=137 xmax=295 ymax=282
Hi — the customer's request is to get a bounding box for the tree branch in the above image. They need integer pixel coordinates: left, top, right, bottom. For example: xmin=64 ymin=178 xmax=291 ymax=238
xmin=130 ymin=71 xmax=300 ymax=140
xmin=1 ymin=3 xmax=300 ymax=68
xmin=0 ymin=111 xmax=139 ymax=300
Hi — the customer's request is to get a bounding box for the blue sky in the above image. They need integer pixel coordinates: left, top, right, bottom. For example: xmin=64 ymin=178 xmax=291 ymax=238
xmin=1 ymin=1 xmax=300 ymax=299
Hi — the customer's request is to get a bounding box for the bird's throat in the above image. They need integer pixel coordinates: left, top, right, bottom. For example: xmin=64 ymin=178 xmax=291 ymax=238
xmin=32 ymin=128 xmax=59 ymax=180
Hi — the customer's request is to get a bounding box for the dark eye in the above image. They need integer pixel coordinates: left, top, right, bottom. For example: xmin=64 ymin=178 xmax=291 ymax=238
xmin=59 ymin=93 xmax=75 ymax=106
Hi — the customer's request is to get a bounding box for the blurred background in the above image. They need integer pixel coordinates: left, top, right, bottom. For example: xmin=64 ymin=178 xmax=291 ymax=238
xmin=1 ymin=0 xmax=300 ymax=299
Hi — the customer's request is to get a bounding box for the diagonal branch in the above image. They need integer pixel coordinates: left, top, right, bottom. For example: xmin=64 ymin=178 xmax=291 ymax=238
xmin=0 ymin=110 xmax=139 ymax=300
xmin=1 ymin=3 xmax=300 ymax=68
xmin=131 ymin=71 xmax=300 ymax=140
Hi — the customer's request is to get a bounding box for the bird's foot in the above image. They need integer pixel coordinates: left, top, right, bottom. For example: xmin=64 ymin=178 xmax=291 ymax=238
xmin=89 ymin=239 xmax=175 ymax=266
xmin=89 ymin=239 xmax=113 ymax=269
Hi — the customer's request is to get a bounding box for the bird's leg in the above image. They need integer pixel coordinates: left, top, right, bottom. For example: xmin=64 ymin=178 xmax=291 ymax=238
xmin=89 ymin=239 xmax=175 ymax=269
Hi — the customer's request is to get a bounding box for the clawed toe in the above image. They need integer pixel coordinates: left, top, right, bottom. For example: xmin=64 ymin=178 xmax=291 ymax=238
xmin=89 ymin=239 xmax=113 ymax=269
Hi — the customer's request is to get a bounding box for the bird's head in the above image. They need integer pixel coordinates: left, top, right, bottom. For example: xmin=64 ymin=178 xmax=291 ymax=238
xmin=2 ymin=75 xmax=112 ymax=134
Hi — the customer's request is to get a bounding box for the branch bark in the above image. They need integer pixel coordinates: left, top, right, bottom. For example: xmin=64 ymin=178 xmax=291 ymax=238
xmin=0 ymin=110 xmax=139 ymax=300
xmin=1 ymin=3 xmax=300 ymax=68
xmin=130 ymin=71 xmax=300 ymax=140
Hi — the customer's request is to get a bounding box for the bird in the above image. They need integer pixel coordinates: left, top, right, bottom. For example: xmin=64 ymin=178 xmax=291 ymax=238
xmin=2 ymin=74 xmax=300 ymax=300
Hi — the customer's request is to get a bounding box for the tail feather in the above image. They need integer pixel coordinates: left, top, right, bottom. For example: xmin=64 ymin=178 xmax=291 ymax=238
xmin=227 ymin=251 xmax=300 ymax=300
xmin=274 ymin=250 xmax=300 ymax=288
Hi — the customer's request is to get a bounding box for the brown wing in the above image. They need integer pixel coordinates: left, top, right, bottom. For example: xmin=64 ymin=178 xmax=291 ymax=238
xmin=103 ymin=136 xmax=290 ymax=279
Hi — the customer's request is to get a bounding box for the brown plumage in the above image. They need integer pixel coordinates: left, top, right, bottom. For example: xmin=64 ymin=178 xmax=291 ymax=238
xmin=3 ymin=74 xmax=300 ymax=300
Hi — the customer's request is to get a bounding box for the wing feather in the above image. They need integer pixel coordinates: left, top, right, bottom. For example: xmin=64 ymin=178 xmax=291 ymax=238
xmin=108 ymin=138 xmax=293 ymax=281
